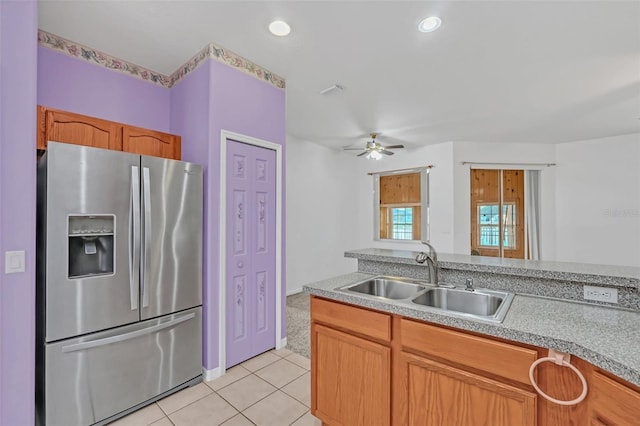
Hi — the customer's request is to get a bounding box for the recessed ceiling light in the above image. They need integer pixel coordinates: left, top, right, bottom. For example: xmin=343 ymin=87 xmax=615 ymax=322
xmin=418 ymin=16 xmax=442 ymax=33
xmin=269 ymin=20 xmax=291 ymax=36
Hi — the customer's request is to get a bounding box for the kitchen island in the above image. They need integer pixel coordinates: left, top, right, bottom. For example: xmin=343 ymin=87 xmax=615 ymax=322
xmin=304 ymin=249 xmax=640 ymax=426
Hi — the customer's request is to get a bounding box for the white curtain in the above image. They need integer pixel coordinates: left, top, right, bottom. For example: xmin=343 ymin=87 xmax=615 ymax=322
xmin=524 ymin=170 xmax=541 ymax=260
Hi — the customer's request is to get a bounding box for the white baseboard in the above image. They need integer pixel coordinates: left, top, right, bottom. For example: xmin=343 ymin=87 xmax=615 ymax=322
xmin=202 ymin=366 xmax=222 ymax=382
xmin=277 ymin=337 xmax=287 ymax=349
xmin=206 ymin=338 xmax=289 ymax=379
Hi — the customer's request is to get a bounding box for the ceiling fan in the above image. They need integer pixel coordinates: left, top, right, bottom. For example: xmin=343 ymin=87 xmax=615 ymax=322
xmin=344 ymin=133 xmax=404 ymax=160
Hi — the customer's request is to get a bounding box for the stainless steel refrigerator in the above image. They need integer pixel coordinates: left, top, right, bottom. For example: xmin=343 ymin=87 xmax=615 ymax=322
xmin=36 ymin=142 xmax=203 ymax=426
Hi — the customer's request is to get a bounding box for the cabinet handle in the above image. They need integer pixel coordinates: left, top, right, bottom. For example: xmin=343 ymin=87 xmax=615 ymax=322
xmin=529 ymin=349 xmax=588 ymax=406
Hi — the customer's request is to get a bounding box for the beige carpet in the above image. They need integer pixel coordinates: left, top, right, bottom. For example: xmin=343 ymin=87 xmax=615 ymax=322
xmin=286 ymin=292 xmax=311 ymax=358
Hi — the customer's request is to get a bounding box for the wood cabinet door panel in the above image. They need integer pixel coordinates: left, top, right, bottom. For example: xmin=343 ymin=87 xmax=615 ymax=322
xmin=401 ymin=352 xmax=536 ymax=426
xmin=312 ymin=323 xmax=390 ymax=426
xmin=122 ymin=126 xmax=181 ymax=160
xmin=41 ymin=108 xmax=122 ymax=151
xmin=590 ymin=371 xmax=640 ymax=426
xmin=535 ymin=358 xmax=590 ymax=426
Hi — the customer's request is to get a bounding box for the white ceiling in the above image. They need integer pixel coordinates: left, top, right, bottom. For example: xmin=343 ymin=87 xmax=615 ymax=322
xmin=38 ymin=0 xmax=640 ymax=150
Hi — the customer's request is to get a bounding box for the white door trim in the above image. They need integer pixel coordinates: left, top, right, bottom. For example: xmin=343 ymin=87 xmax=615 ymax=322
xmin=219 ymin=130 xmax=283 ymax=373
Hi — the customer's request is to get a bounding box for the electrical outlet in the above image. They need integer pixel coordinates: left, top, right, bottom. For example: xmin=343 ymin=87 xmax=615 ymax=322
xmin=584 ymin=285 xmax=618 ymax=304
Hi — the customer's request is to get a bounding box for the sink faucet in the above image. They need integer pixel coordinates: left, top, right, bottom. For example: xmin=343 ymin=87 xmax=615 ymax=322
xmin=465 ymin=278 xmax=475 ymax=292
xmin=416 ymin=241 xmax=439 ymax=285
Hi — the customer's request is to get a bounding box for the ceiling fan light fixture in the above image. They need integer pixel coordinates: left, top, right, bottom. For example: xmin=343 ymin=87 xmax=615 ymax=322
xmin=418 ymin=16 xmax=442 ymax=33
xmin=345 ymin=132 xmax=404 ymax=158
xmin=368 ymin=151 xmax=383 ymax=160
xmin=269 ymin=20 xmax=291 ymax=36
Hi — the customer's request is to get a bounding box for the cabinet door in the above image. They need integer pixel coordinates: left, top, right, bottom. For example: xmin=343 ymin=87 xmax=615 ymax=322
xmin=38 ymin=106 xmax=122 ymax=151
xmin=535 ymin=357 xmax=590 ymax=426
xmin=400 ymin=352 xmax=536 ymax=426
xmin=312 ymin=323 xmax=390 ymax=426
xmin=590 ymin=371 xmax=640 ymax=426
xmin=122 ymin=125 xmax=181 ymax=160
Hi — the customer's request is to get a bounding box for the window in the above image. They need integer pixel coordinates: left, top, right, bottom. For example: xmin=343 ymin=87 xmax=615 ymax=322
xmin=392 ymin=207 xmax=413 ymax=240
xmin=478 ymin=203 xmax=516 ymax=248
xmin=470 ymin=169 xmax=524 ymax=258
xmin=374 ymin=168 xmax=429 ymax=241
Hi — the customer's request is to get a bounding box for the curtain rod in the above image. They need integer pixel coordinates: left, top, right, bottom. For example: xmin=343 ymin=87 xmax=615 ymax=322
xmin=367 ymin=165 xmax=434 ymax=176
xmin=460 ymin=161 xmax=556 ymax=167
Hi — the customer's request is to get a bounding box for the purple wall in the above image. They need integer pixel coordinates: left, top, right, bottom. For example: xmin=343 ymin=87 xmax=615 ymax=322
xmin=169 ymin=61 xmax=213 ymax=367
xmin=209 ymin=60 xmax=287 ymax=368
xmin=38 ymin=47 xmax=171 ymax=132
xmin=170 ymin=59 xmax=286 ymax=371
xmin=0 ymin=1 xmax=38 ymax=425
xmin=2 ymin=30 xmax=285 ymax=418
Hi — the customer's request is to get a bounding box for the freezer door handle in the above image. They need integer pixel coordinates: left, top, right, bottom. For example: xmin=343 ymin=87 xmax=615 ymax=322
xmin=141 ymin=167 xmax=151 ymax=308
xmin=129 ymin=166 xmax=140 ymax=310
xmin=61 ymin=312 xmax=195 ymax=353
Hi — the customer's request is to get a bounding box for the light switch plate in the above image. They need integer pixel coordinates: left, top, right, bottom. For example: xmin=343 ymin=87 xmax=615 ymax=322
xmin=5 ymin=250 xmax=25 ymax=274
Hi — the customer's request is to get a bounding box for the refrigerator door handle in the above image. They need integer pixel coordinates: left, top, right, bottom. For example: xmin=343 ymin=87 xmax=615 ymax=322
xmin=129 ymin=166 xmax=140 ymax=310
xmin=61 ymin=313 xmax=195 ymax=353
xmin=141 ymin=167 xmax=151 ymax=308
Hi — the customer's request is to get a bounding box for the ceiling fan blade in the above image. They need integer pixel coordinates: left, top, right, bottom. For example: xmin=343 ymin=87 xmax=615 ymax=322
xmin=357 ymin=151 xmax=369 ymax=157
xmin=381 ymin=150 xmax=395 ymax=155
xmin=382 ymin=144 xmax=404 ymax=149
xmin=343 ymin=148 xmax=366 ymax=150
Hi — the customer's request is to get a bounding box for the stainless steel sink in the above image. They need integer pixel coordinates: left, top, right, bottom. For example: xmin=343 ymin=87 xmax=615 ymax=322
xmin=411 ymin=287 xmax=514 ymax=322
xmin=339 ymin=277 xmax=429 ymax=299
xmin=335 ymin=276 xmax=514 ymax=322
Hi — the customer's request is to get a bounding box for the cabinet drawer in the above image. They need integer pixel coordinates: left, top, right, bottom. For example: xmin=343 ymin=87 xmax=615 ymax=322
xmin=591 ymin=371 xmax=640 ymax=425
xmin=311 ymin=297 xmax=391 ymax=342
xmin=401 ymin=319 xmax=537 ymax=384
xmin=43 ymin=307 xmax=202 ymax=425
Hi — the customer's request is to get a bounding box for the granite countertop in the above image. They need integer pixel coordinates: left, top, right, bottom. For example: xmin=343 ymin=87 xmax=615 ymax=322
xmin=346 ymin=248 xmax=640 ymax=288
xmin=303 ymin=271 xmax=640 ymax=387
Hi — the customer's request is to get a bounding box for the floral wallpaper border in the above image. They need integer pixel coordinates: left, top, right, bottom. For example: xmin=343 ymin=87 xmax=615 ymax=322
xmin=38 ymin=30 xmax=285 ymax=90
xmin=169 ymin=42 xmax=286 ymax=89
xmin=38 ymin=30 xmax=172 ymax=88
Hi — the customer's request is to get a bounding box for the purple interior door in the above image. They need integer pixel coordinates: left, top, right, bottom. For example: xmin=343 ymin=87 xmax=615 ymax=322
xmin=226 ymin=140 xmax=277 ymax=367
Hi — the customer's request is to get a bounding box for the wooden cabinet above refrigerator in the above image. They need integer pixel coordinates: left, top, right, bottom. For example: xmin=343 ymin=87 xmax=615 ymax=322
xmin=37 ymin=106 xmax=181 ymax=160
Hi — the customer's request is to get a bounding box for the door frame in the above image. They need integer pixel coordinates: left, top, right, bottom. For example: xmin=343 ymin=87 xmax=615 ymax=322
xmin=218 ymin=130 xmax=284 ymax=373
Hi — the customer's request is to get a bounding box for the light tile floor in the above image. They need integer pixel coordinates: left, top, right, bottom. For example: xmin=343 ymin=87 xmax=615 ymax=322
xmin=111 ymin=349 xmax=321 ymax=426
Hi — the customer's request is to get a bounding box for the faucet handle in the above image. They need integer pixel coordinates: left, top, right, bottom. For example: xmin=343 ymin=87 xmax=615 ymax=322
xmin=415 ymin=252 xmax=428 ymax=264
xmin=465 ymin=278 xmax=474 ymax=291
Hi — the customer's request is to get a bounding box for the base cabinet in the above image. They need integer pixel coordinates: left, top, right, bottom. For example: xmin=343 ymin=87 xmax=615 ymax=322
xmin=311 ymin=296 xmax=640 ymax=426
xmin=590 ymin=371 xmax=640 ymax=425
xmin=401 ymin=352 xmax=536 ymax=426
xmin=312 ymin=324 xmax=390 ymax=426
